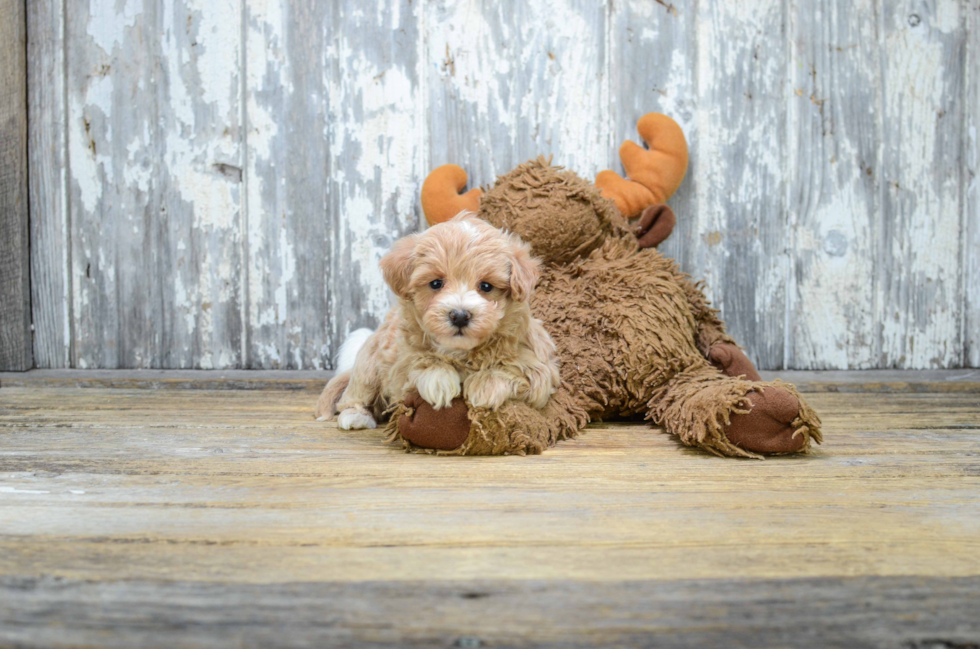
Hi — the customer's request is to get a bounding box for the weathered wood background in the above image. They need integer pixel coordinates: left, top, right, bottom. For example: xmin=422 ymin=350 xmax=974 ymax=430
xmin=25 ymin=0 xmax=980 ymax=370
xmin=1 ymin=0 xmax=31 ymax=371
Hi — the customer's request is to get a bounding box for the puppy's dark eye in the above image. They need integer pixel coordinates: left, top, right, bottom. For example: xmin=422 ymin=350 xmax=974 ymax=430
xmin=429 ymin=279 xmax=444 ymax=290
xmin=478 ymin=282 xmax=494 ymax=293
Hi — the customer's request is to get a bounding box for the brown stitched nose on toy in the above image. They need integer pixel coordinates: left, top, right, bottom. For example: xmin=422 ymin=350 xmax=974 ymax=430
xmin=449 ymin=309 xmax=471 ymax=328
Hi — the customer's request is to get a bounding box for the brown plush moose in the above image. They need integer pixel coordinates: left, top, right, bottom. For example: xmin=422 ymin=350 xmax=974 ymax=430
xmin=383 ymin=113 xmax=822 ymax=458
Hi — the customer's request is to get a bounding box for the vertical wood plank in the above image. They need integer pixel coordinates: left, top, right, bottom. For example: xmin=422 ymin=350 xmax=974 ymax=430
xmin=424 ymin=0 xmax=608 ymax=188
xmin=245 ymin=0 xmax=421 ymax=369
xmin=325 ymin=1 xmax=423 ymax=363
xmin=28 ymin=0 xmax=71 ymax=368
xmin=693 ymin=0 xmax=789 ymax=369
xmin=0 ymin=0 xmax=32 ymax=371
xmin=244 ymin=0 xmax=332 ymax=369
xmin=609 ymin=0 xmax=698 ymax=272
xmin=25 ymin=0 xmax=976 ymax=371
xmin=785 ymin=0 xmax=881 ymax=369
xmin=878 ymin=0 xmax=965 ymax=368
xmin=965 ymin=0 xmax=979 ymax=367
xmin=66 ymin=0 xmax=244 ymax=368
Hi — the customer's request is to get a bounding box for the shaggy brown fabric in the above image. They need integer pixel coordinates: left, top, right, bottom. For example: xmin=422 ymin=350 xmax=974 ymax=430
xmin=478 ymin=156 xmax=632 ymax=266
xmin=397 ymin=158 xmax=822 ymax=458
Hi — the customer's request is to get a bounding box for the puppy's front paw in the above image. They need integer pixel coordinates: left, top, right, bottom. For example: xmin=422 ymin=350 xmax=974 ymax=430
xmin=338 ymin=407 xmax=377 ymax=430
xmin=526 ymin=372 xmax=557 ymax=410
xmin=465 ymin=372 xmax=512 ymax=411
xmin=415 ymin=366 xmax=462 ymax=410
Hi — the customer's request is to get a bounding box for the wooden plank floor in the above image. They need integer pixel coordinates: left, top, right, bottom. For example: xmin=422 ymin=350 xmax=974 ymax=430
xmin=0 ymin=373 xmax=978 ymax=647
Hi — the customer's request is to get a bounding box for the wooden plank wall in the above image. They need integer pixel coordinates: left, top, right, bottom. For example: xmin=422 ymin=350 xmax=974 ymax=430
xmin=0 ymin=0 xmax=32 ymax=371
xmin=25 ymin=0 xmax=979 ymax=370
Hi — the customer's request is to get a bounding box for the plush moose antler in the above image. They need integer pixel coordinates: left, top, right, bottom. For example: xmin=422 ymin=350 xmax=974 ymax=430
xmin=420 ymin=164 xmax=483 ymax=225
xmin=595 ymin=113 xmax=689 ymax=219
xmin=420 ymin=113 xmax=688 ymax=247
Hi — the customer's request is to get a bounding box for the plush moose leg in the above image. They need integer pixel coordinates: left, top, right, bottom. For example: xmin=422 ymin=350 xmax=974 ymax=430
xmin=700 ymin=338 xmax=824 ymax=454
xmin=648 ymin=363 xmax=821 ymax=459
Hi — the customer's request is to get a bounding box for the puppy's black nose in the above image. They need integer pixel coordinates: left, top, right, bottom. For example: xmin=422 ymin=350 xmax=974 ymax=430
xmin=449 ymin=309 xmax=471 ymax=328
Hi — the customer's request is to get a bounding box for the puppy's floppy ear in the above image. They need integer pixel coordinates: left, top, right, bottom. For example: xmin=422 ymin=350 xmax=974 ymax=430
xmin=380 ymin=234 xmax=419 ymax=298
xmin=508 ymin=240 xmax=540 ymax=302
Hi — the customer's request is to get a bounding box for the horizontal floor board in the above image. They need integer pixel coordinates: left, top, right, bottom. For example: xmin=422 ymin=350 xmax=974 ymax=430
xmin=0 ymin=381 xmax=977 ymax=643
xmin=1 ymin=575 xmax=978 ymax=648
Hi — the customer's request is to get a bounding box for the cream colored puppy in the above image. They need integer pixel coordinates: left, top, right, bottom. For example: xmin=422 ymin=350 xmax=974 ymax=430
xmin=315 ymin=212 xmax=560 ymax=430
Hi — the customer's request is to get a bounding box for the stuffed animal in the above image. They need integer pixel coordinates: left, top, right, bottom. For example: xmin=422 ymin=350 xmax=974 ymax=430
xmin=387 ymin=113 xmax=822 ymax=458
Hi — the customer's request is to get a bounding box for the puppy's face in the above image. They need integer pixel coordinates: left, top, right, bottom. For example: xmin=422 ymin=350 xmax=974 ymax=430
xmin=380 ymin=213 xmax=538 ymax=351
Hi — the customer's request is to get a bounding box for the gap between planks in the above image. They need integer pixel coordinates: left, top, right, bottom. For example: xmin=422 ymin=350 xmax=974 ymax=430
xmin=1 ymin=369 xmax=979 ymax=393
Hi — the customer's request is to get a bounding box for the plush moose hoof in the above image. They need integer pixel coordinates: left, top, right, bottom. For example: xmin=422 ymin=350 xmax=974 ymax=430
xmin=725 ymin=387 xmax=806 ymax=454
xmin=708 ymin=342 xmax=762 ymax=382
xmin=398 ymin=393 xmax=471 ymax=451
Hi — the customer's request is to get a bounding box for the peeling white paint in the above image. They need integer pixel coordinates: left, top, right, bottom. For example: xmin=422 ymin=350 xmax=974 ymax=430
xmin=69 ymin=74 xmax=114 ymax=214
xmin=879 ymin=0 xmax=962 ymax=368
xmin=33 ymin=0 xmax=978 ymax=370
xmin=425 ymin=0 xmax=607 ymax=182
xmin=693 ymin=0 xmax=789 ymax=367
xmin=87 ymin=0 xmax=141 ymax=54
xmin=785 ymin=0 xmax=879 ymax=370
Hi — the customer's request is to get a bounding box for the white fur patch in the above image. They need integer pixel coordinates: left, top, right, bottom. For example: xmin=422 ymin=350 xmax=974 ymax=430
xmin=457 ymin=219 xmax=480 ymax=240
xmin=338 ymin=408 xmax=377 ymax=430
xmin=336 ymin=328 xmax=374 ymax=373
xmin=414 ymin=366 xmax=462 ymax=409
xmin=437 ymin=289 xmax=487 ymax=311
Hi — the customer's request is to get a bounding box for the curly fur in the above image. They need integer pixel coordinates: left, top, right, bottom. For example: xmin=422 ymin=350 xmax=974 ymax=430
xmin=318 ymin=212 xmax=560 ymax=430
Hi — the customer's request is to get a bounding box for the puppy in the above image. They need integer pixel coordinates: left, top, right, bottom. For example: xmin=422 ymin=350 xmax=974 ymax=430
xmin=315 ymin=212 xmax=560 ymax=430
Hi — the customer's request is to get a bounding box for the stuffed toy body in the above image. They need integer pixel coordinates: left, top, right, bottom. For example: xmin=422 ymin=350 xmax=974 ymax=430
xmin=382 ymin=114 xmax=822 ymax=458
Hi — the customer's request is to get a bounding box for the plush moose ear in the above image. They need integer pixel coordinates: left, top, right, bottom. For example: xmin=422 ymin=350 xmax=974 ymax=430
xmin=508 ymin=241 xmax=540 ymax=302
xmin=380 ymin=234 xmax=419 ymax=298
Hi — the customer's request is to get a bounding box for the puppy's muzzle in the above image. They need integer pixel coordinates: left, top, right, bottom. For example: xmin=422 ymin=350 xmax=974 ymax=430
xmin=449 ymin=309 xmax=471 ymax=329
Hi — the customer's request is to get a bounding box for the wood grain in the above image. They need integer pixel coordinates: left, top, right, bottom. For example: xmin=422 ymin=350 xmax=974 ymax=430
xmin=0 ymin=382 xmax=978 ymax=644
xmin=244 ymin=0 xmax=420 ymax=370
xmin=966 ymin=0 xmax=979 ymax=367
xmin=1 ymin=575 xmax=978 ymax=648
xmin=0 ymin=0 xmax=31 ymax=371
xmin=27 ymin=0 xmax=71 ymax=369
xmin=786 ymin=0 xmax=880 ymax=369
xmin=879 ymin=0 xmax=966 ymax=368
xmin=424 ymin=0 xmax=609 ymax=186
xmin=243 ymin=0 xmax=333 ymax=369
xmin=22 ymin=0 xmax=980 ymax=371
xmin=2 ymin=368 xmax=979 ymax=393
xmin=65 ymin=0 xmax=244 ymax=369
xmin=693 ymin=0 xmax=789 ymax=370
xmin=609 ymin=0 xmax=699 ymax=272
xmin=1 ymin=386 xmax=978 ymax=584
